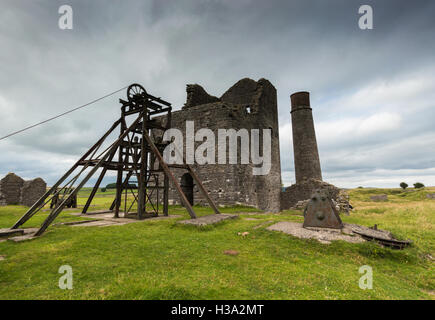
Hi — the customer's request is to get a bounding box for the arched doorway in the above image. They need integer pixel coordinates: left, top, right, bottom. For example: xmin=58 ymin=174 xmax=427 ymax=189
xmin=180 ymin=173 xmax=194 ymax=206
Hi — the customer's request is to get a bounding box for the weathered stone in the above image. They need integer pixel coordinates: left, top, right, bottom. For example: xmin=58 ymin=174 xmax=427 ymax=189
xmin=370 ymin=194 xmax=388 ymax=202
xmin=220 ymin=78 xmax=259 ymax=105
xmin=184 ymin=84 xmax=220 ymax=109
xmin=426 ymin=193 xmax=435 ymax=199
xmin=20 ymin=178 xmax=46 ymax=207
xmin=335 ymin=189 xmax=352 ymax=214
xmin=0 ymin=192 xmax=6 ymax=206
xmin=153 ymin=78 xmax=282 ymax=212
xmin=290 ymin=92 xmax=322 ymax=183
xmin=0 ymin=173 xmax=47 ymax=207
xmin=0 ymin=173 xmax=24 ymax=205
xmin=303 ymin=189 xmax=343 ymax=229
xmin=291 ymin=199 xmax=310 ymax=211
xmin=281 ymin=179 xmax=341 ymax=210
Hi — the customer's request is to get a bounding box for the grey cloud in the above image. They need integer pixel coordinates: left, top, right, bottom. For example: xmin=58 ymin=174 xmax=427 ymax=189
xmin=0 ymin=0 xmax=434 ymax=187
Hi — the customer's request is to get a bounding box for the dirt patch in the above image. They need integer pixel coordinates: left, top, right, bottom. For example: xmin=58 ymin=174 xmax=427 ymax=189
xmin=224 ymin=250 xmax=239 ymax=256
xmin=235 ymin=211 xmax=267 ymax=215
xmin=267 ymin=222 xmax=365 ymax=244
xmin=253 ymin=220 xmax=274 ymax=229
xmin=178 ymin=214 xmax=238 ymax=226
xmin=0 ymin=255 xmax=5 ymax=261
xmin=72 ymin=220 xmax=119 ymax=227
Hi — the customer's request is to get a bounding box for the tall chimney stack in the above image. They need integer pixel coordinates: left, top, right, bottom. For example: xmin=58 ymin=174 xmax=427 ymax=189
xmin=290 ymin=91 xmax=322 ymax=183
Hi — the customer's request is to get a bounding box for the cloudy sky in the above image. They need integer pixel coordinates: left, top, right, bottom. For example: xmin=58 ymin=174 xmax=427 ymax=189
xmin=0 ymin=0 xmax=434 ymax=188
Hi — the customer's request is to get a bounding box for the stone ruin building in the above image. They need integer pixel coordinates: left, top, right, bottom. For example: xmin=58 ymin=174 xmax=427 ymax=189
xmin=0 ymin=173 xmax=46 ymax=207
xmin=153 ymin=78 xmax=347 ymax=213
xmin=153 ymin=78 xmax=282 ymax=212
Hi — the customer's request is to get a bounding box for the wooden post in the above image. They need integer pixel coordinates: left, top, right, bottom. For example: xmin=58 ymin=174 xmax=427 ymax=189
xmin=114 ymin=112 xmax=127 ymax=218
xmin=162 ymin=110 xmax=171 ymax=216
xmin=142 ymin=132 xmax=197 ymax=219
xmin=82 ymin=148 xmax=118 ymax=214
xmin=137 ymin=110 xmax=147 ymax=219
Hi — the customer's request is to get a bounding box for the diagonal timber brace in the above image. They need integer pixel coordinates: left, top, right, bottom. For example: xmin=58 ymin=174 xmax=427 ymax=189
xmin=9 ymin=84 xmax=220 ymax=237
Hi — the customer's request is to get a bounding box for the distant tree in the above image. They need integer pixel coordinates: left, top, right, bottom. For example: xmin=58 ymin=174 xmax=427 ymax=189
xmin=106 ymin=183 xmax=117 ymax=189
xmin=357 ymin=186 xmax=364 ymax=189
xmin=400 ymin=182 xmax=408 ymax=190
xmin=101 ymin=187 xmax=106 ymax=192
xmin=414 ymin=182 xmax=425 ymax=189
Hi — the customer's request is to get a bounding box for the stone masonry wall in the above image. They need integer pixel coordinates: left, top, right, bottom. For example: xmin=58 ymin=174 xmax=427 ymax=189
xmin=19 ymin=178 xmax=47 ymax=207
xmin=184 ymin=84 xmax=220 ymax=108
xmin=0 ymin=173 xmax=46 ymax=207
xmin=152 ymin=78 xmax=282 ymax=212
xmin=0 ymin=173 xmax=24 ymax=205
xmin=290 ymin=92 xmax=322 ymax=183
xmin=280 ymin=179 xmax=340 ymax=210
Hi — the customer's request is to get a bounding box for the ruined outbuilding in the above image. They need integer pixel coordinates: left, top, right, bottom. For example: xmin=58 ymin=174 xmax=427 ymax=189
xmin=0 ymin=173 xmax=46 ymax=207
xmin=20 ymin=178 xmax=47 ymax=207
xmin=0 ymin=173 xmax=24 ymax=205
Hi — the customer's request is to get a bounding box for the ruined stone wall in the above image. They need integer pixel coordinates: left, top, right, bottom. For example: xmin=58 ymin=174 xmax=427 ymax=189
xmin=0 ymin=192 xmax=6 ymax=206
xmin=184 ymin=84 xmax=220 ymax=108
xmin=19 ymin=178 xmax=47 ymax=207
xmin=152 ymin=78 xmax=282 ymax=212
xmin=0 ymin=173 xmax=46 ymax=207
xmin=0 ymin=173 xmax=24 ymax=205
xmin=280 ymin=178 xmax=340 ymax=210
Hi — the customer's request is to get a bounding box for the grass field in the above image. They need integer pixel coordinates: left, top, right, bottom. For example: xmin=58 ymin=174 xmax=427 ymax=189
xmin=0 ymin=187 xmax=434 ymax=300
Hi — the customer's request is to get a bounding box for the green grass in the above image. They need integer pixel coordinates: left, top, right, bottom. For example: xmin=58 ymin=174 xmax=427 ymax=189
xmin=0 ymin=187 xmax=433 ymax=300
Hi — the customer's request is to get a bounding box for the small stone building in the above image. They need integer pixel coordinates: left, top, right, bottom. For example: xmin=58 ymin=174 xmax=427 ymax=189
xmin=0 ymin=173 xmax=24 ymax=205
xmin=20 ymin=178 xmax=47 ymax=207
xmin=0 ymin=173 xmax=46 ymax=207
